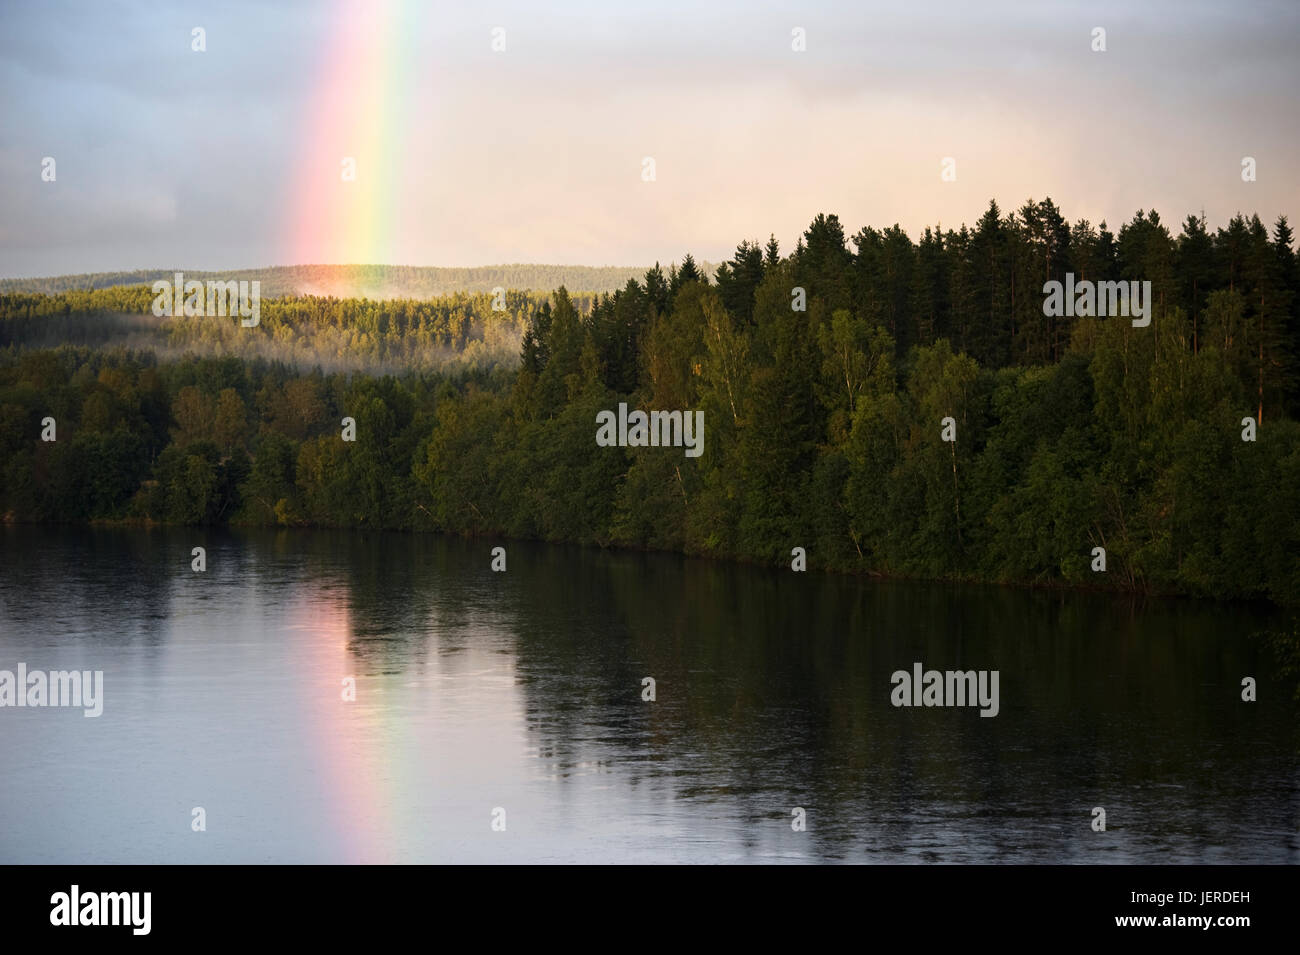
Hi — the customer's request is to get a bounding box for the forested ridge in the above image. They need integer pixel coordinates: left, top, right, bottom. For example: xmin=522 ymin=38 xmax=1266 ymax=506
xmin=0 ymin=264 xmax=690 ymax=299
xmin=2 ymin=198 xmax=1299 ymax=604
xmin=0 ymin=284 xmax=585 ymax=373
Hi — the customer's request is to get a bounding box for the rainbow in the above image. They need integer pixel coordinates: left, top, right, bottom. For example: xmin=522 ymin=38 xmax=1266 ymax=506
xmin=289 ymin=587 xmax=414 ymax=864
xmin=281 ymin=4 xmax=426 ymax=858
xmin=286 ymin=0 xmax=419 ymax=269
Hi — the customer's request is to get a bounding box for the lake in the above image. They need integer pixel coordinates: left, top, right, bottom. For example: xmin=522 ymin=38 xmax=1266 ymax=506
xmin=0 ymin=525 xmax=1295 ymax=863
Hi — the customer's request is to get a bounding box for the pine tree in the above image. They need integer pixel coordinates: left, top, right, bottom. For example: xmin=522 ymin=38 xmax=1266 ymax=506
xmin=714 ymin=240 xmax=765 ymax=325
xmin=1176 ymin=214 xmax=1215 ymax=353
xmin=1271 ymin=216 xmax=1299 ymax=414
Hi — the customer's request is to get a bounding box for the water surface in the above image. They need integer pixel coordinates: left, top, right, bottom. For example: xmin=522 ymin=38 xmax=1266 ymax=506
xmin=0 ymin=526 xmax=1295 ymax=863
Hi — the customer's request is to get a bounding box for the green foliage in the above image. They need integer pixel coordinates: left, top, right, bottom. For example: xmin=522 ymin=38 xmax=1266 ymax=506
xmin=3 ymin=200 xmax=1299 ymax=604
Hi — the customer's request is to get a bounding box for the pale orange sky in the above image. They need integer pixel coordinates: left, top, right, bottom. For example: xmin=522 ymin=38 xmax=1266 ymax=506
xmin=1 ymin=0 xmax=1297 ymax=277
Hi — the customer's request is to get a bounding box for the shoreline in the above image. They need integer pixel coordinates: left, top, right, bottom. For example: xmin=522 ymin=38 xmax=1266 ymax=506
xmin=2 ymin=515 xmax=1286 ymax=609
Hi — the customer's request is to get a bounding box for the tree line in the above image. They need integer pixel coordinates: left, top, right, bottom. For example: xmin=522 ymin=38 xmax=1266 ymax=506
xmin=1 ymin=198 xmax=1298 ymax=604
xmin=0 ymin=264 xmax=674 ymax=299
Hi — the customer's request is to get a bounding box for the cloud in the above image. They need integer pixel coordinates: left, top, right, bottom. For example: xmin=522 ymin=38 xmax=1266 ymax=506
xmin=0 ymin=0 xmax=1296 ymax=277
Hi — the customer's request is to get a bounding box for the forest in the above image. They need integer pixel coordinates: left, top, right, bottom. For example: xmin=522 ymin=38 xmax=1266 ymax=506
xmin=2 ymin=198 xmax=1298 ymax=604
xmin=0 ymin=263 xmax=664 ymax=299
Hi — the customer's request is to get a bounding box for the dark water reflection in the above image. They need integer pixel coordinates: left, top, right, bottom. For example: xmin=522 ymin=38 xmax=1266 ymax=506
xmin=0 ymin=525 xmax=1295 ymax=863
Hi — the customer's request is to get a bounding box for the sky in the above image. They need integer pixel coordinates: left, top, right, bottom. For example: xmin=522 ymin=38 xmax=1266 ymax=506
xmin=1 ymin=0 xmax=1297 ymax=278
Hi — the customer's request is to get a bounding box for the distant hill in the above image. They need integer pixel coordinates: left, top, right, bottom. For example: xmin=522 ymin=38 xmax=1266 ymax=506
xmin=0 ymin=262 xmax=718 ymax=299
